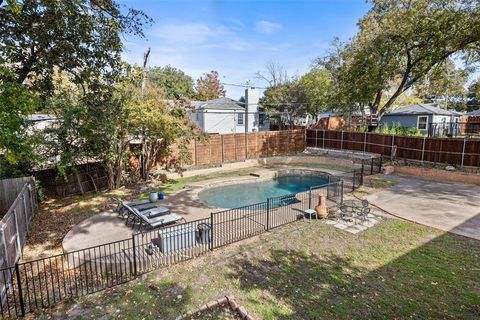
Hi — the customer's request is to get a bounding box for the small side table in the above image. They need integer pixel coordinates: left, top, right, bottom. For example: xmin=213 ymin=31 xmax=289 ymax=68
xmin=304 ymin=209 xmax=318 ymax=221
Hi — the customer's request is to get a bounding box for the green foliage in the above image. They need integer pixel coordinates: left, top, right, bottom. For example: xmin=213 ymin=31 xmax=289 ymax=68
xmin=260 ymin=78 xmax=306 ymax=128
xmin=467 ymin=79 xmax=480 ymax=112
xmin=299 ymin=67 xmax=334 ymax=115
xmin=375 ymin=122 xmax=423 ymax=137
xmin=43 ymin=84 xmax=118 ymax=179
xmin=0 ymin=66 xmax=39 ymax=165
xmin=0 ymin=0 xmax=151 ymax=95
xmin=414 ymin=59 xmax=468 ymax=110
xmin=149 ymin=65 xmax=195 ymax=99
xmin=195 ymin=71 xmax=225 ymax=101
xmin=317 ymin=0 xmax=480 ymax=115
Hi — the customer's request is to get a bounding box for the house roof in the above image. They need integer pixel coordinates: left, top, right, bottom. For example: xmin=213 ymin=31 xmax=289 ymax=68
xmin=385 ymin=103 xmax=454 ymax=116
xmin=195 ymin=97 xmax=245 ymax=110
xmin=467 ymin=109 xmax=480 ymax=116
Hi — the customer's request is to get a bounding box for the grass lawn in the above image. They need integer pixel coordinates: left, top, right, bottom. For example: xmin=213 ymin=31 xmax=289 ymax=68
xmin=36 ymin=217 xmax=480 ymax=319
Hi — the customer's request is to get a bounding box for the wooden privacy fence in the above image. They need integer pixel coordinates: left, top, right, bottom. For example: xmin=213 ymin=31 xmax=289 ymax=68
xmin=0 ymin=177 xmax=37 ymax=268
xmin=306 ymin=130 xmax=480 ymax=167
xmin=169 ymin=130 xmax=306 ymax=167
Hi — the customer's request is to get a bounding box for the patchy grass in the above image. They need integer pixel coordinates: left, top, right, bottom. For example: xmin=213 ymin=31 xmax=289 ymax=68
xmin=35 ymin=218 xmax=480 ymax=319
xmin=183 ymin=302 xmax=242 ymax=320
xmin=22 ymin=188 xmax=132 ymax=260
xmin=354 ymin=175 xmax=401 ymax=197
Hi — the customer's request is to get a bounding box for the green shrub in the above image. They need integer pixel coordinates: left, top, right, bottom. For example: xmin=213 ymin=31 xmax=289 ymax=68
xmin=375 ymin=122 xmax=423 ymax=137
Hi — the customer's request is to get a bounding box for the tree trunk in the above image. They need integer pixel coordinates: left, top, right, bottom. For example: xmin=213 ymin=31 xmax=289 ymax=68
xmin=105 ymin=162 xmax=115 ymax=190
xmin=74 ymin=169 xmax=85 ymax=195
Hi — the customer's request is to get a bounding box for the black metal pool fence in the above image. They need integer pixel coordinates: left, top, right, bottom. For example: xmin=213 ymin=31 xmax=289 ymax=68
xmin=0 ymin=174 xmax=361 ymax=317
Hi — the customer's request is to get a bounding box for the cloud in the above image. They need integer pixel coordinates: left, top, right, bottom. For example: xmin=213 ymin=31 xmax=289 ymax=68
xmin=150 ymin=21 xmax=256 ymax=52
xmin=256 ymin=20 xmax=282 ymax=34
xmin=151 ymin=22 xmax=222 ymax=44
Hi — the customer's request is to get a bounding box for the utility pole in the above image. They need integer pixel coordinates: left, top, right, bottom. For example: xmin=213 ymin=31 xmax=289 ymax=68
xmin=141 ymin=48 xmax=151 ymax=180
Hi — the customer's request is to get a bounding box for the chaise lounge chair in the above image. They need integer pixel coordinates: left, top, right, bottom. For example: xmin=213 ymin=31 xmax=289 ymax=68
xmin=112 ymin=197 xmax=158 ymax=217
xmin=122 ymin=204 xmax=185 ymax=230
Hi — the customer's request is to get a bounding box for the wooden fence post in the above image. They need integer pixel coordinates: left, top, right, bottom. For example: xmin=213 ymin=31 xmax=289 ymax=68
xmin=391 ymin=134 xmax=395 ymax=158
xmin=22 ymin=194 xmax=28 ymax=233
xmin=267 ymin=132 xmax=270 ymax=157
xmin=421 ymin=136 xmax=426 ymax=163
xmin=13 ymin=209 xmax=22 ymax=259
xmin=221 ymin=135 xmax=224 ymax=163
xmin=234 ymin=134 xmax=238 ymax=160
xmin=315 ymin=129 xmax=318 ymax=148
xmin=461 ymin=138 xmax=466 ymax=168
xmin=287 ymin=130 xmax=290 ymax=154
xmin=194 ymin=139 xmax=198 ymax=166
xmin=364 ymin=132 xmax=367 ymax=153
xmin=323 ymin=130 xmax=325 ymax=149
xmin=340 ymin=131 xmax=344 ymax=150
xmin=0 ymin=229 xmax=8 ymax=267
xmin=245 ymin=132 xmax=248 ymax=160
xmin=256 ymin=132 xmax=259 ymax=158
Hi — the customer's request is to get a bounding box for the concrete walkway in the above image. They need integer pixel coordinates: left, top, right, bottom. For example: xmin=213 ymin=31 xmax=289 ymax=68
xmin=366 ymin=175 xmax=480 ymax=240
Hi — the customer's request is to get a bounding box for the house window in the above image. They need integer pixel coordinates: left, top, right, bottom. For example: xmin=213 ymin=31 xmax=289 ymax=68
xmin=237 ymin=113 xmax=244 ymax=125
xmin=417 ymin=116 xmax=428 ymax=130
xmin=259 ymin=113 xmax=265 ymax=126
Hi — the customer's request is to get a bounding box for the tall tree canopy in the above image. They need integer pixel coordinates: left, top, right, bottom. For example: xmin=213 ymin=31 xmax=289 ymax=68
xmin=149 ymin=65 xmax=195 ymax=99
xmin=414 ymin=59 xmax=468 ymax=110
xmin=0 ymin=0 xmax=150 ymax=180
xmin=0 ymin=0 xmax=151 ymax=95
xmin=195 ymin=71 xmax=225 ymax=101
xmin=318 ymin=0 xmax=480 ymax=116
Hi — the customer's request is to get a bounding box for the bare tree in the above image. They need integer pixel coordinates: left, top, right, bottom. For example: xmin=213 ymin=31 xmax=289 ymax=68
xmin=255 ymin=61 xmax=288 ymax=87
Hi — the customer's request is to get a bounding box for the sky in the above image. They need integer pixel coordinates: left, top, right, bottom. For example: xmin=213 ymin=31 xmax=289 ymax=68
xmin=120 ymin=0 xmax=370 ymax=99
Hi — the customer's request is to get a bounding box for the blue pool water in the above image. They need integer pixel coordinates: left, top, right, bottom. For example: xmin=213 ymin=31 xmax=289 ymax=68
xmin=198 ymin=175 xmax=329 ymax=209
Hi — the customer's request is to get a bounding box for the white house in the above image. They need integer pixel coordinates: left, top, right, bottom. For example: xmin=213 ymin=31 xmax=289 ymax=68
xmin=189 ymin=88 xmax=270 ymax=134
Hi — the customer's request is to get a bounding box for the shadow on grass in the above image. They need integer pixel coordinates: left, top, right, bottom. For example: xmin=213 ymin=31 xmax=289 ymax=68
xmin=84 ymin=279 xmax=193 ymax=319
xmin=228 ymin=233 xmax=480 ymax=319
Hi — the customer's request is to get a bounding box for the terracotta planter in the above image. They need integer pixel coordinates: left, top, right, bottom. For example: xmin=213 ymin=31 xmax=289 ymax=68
xmin=315 ymin=194 xmax=328 ymax=219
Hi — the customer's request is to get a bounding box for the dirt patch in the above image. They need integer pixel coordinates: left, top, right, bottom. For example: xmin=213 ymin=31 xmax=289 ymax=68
xmin=394 ymin=165 xmax=480 ymax=185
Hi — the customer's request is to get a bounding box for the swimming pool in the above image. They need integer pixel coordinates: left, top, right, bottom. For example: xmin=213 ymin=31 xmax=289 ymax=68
xmin=198 ymin=175 xmax=329 ymax=209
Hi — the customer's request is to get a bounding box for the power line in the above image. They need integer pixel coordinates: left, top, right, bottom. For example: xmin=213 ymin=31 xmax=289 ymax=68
xmin=221 ymin=82 xmax=268 ymax=90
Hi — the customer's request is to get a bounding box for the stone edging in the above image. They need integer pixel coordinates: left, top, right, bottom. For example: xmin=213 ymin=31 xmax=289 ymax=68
xmin=176 ymin=295 xmax=256 ymax=320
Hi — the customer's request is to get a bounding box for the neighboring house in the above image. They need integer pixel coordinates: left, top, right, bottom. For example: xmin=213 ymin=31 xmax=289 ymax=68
xmin=189 ymin=88 xmax=270 ymax=134
xmin=380 ymin=103 xmax=461 ymax=136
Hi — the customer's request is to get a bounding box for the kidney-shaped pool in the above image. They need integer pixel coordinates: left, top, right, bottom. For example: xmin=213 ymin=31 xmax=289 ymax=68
xmin=198 ymin=174 xmax=329 ymax=209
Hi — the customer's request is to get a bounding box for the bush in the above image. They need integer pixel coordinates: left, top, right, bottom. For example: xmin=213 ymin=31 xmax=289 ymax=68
xmin=375 ymin=122 xmax=423 ymax=137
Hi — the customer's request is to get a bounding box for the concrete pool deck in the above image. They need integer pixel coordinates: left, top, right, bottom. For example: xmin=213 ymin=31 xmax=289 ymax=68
xmin=63 ymin=166 xmax=343 ymax=253
xmin=366 ymin=175 xmax=480 ymax=241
